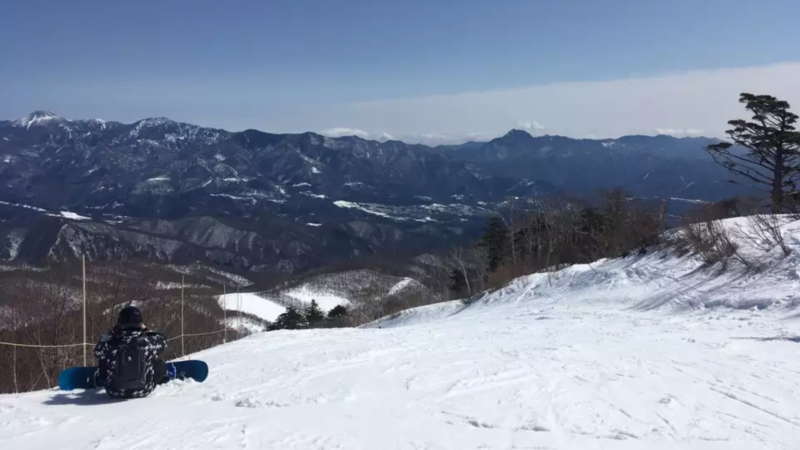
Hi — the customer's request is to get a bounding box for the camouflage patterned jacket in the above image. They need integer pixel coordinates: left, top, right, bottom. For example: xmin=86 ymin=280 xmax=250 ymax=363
xmin=94 ymin=327 xmax=167 ymax=398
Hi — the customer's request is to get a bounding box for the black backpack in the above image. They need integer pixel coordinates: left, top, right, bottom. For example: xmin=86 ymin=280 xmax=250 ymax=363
xmin=109 ymin=338 xmax=147 ymax=391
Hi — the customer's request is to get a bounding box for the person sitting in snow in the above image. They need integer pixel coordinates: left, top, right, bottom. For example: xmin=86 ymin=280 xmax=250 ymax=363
xmin=94 ymin=305 xmax=175 ymax=398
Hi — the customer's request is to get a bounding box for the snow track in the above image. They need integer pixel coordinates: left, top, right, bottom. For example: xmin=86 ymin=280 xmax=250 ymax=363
xmin=2 ymin=303 xmax=799 ymax=449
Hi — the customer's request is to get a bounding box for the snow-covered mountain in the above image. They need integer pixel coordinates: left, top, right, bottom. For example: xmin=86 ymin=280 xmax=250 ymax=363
xmin=444 ymin=130 xmax=748 ymax=201
xmin=2 ymin=216 xmax=800 ymax=449
xmin=0 ymin=111 xmax=745 ymax=271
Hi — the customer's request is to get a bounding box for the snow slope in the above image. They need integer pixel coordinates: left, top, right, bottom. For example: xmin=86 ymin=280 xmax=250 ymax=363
xmin=364 ymin=299 xmax=466 ymax=329
xmin=3 ymin=217 xmax=800 ymax=449
xmin=218 ymin=292 xmax=285 ymax=322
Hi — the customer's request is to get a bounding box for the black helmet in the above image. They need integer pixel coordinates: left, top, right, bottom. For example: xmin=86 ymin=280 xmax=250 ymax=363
xmin=117 ymin=305 xmax=143 ymax=329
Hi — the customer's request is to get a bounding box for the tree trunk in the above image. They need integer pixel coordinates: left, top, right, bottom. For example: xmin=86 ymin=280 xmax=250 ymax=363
xmin=772 ymin=148 xmax=784 ymax=213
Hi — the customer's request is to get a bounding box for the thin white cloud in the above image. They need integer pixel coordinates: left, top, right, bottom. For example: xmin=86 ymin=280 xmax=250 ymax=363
xmin=311 ymin=62 xmax=800 ymax=143
xmin=317 ymin=129 xmax=480 ymax=146
xmin=517 ymin=120 xmax=546 ymax=131
xmin=655 ymin=128 xmax=704 ymax=136
xmin=30 ymin=62 xmax=800 ymax=145
xmin=414 ymin=134 xmax=458 ymax=146
xmin=318 ymin=127 xmax=369 ymax=139
xmin=466 ymin=131 xmax=488 ymax=140
xmin=373 ymin=131 xmax=490 ymax=146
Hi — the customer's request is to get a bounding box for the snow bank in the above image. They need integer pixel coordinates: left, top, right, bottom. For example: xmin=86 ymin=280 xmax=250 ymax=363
xmin=466 ymin=216 xmax=800 ymax=314
xmin=218 ymin=293 xmax=285 ymax=322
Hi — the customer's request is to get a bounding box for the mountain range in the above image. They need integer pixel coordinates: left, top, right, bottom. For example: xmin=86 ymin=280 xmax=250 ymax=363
xmin=0 ymin=111 xmax=747 ymax=272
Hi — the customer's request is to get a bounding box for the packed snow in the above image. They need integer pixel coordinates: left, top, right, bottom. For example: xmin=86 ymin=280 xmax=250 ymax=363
xmin=364 ymin=299 xmax=465 ymax=329
xmin=3 ymin=217 xmax=800 ymax=449
xmin=218 ymin=292 xmax=285 ymax=322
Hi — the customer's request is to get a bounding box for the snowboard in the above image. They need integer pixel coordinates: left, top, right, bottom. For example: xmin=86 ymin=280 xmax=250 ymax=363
xmin=58 ymin=360 xmax=209 ymax=391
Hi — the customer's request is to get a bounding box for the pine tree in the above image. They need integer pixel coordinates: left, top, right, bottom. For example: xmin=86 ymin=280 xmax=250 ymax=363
xmin=706 ymin=93 xmax=800 ymax=213
xmin=267 ymin=307 xmax=308 ymax=331
xmin=478 ymin=214 xmax=509 ymax=272
xmin=328 ymin=304 xmax=348 ymax=319
xmin=305 ymin=300 xmax=325 ymax=326
xmin=449 ymin=267 xmax=468 ymax=297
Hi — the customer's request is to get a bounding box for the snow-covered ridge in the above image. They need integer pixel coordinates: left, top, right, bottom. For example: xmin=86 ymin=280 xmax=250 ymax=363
xmin=10 ymin=111 xmax=67 ymax=130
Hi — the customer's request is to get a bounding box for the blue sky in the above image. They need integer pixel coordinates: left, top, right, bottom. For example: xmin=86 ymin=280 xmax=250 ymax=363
xmin=2 ymin=0 xmax=799 ymax=143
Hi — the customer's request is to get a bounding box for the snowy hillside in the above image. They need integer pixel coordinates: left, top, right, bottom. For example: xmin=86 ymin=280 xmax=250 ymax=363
xmin=218 ymin=292 xmax=286 ymax=323
xmin=216 ymin=270 xmax=430 ymax=328
xmin=3 ymin=217 xmax=800 ymax=449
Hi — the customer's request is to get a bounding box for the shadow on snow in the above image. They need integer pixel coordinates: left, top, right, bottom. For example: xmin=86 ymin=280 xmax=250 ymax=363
xmin=43 ymin=389 xmax=127 ymax=406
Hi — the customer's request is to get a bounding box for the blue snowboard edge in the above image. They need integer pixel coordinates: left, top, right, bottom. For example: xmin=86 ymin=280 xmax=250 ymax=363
xmin=58 ymin=360 xmax=208 ymax=391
